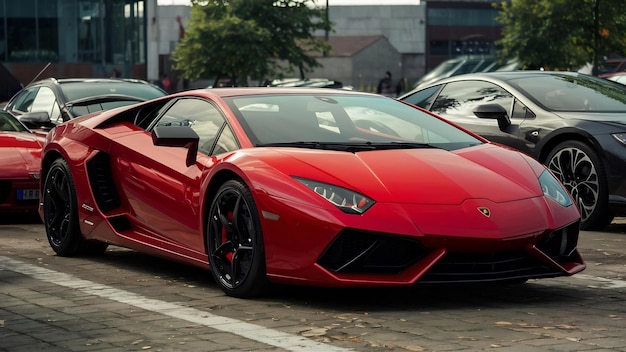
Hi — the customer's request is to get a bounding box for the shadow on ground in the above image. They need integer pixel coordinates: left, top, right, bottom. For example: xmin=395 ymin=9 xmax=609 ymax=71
xmin=0 ymin=211 xmax=42 ymax=225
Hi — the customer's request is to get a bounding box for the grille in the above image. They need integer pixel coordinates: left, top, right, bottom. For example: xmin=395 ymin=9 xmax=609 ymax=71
xmin=419 ymin=222 xmax=581 ymax=283
xmin=418 ymin=250 xmax=558 ymax=283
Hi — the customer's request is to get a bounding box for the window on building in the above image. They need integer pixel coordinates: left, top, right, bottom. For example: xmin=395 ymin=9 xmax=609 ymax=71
xmin=0 ymin=0 xmax=146 ymax=65
xmin=428 ymin=8 xmax=500 ymax=27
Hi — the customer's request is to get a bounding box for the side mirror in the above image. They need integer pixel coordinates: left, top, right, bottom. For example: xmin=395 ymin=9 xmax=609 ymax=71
xmin=151 ymin=126 xmax=199 ymax=167
xmin=473 ymin=104 xmax=511 ymax=131
xmin=19 ymin=111 xmax=51 ymax=126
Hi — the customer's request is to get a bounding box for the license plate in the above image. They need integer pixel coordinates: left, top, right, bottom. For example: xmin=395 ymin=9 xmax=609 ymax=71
xmin=17 ymin=189 xmax=39 ymax=200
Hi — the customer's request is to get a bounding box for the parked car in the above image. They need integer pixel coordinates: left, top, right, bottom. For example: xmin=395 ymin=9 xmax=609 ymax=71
xmin=0 ymin=111 xmax=45 ymax=213
xmin=400 ymin=71 xmax=626 ymax=230
xmin=413 ymin=56 xmax=520 ymax=89
xmin=39 ymin=87 xmax=584 ymax=298
xmin=606 ymin=72 xmax=626 ymax=85
xmin=598 ymin=57 xmax=626 ymax=78
xmin=3 ymin=78 xmax=167 ymax=132
xmin=265 ymin=78 xmax=352 ymax=90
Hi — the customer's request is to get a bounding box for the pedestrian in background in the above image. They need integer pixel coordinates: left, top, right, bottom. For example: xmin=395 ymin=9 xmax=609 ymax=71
xmin=110 ymin=68 xmax=121 ymax=78
xmin=160 ymin=73 xmax=172 ymax=93
xmin=377 ymin=71 xmax=393 ymax=96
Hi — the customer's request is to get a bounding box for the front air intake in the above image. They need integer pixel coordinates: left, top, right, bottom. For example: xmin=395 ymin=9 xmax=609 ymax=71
xmin=318 ymin=229 xmax=429 ymax=274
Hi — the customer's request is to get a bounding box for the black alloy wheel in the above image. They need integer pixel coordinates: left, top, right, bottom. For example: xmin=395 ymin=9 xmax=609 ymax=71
xmin=207 ymin=179 xmax=268 ymax=298
xmin=43 ymin=158 xmax=107 ymax=256
xmin=546 ymin=140 xmax=613 ymax=230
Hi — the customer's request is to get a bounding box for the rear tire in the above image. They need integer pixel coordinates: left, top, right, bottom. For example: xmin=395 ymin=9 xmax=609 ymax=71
xmin=546 ymin=140 xmax=613 ymax=230
xmin=43 ymin=158 xmax=107 ymax=256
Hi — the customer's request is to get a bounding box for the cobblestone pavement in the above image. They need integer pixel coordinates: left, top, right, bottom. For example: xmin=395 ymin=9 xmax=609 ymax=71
xmin=1 ymin=213 xmax=625 ymax=352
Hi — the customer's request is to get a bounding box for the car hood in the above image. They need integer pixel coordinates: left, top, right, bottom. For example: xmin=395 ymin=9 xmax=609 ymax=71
xmin=0 ymin=132 xmax=44 ymax=176
xmin=255 ymin=143 xmax=543 ymax=205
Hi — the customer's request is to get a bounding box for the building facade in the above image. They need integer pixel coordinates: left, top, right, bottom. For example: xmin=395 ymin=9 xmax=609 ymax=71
xmin=0 ymin=0 xmax=154 ymax=86
xmin=425 ymin=0 xmax=503 ymax=71
xmin=327 ymin=0 xmax=505 ymax=85
xmin=0 ymin=0 xmax=505 ymax=93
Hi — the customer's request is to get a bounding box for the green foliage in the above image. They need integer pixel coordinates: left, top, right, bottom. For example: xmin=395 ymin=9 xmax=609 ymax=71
xmin=172 ymin=0 xmax=331 ymax=83
xmin=495 ymin=0 xmax=626 ymax=71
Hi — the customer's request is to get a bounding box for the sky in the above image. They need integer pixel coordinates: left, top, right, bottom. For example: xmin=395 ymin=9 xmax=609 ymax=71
xmin=157 ymin=0 xmax=420 ymax=5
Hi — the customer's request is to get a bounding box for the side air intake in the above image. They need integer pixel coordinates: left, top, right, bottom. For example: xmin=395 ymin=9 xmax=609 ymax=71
xmin=86 ymin=152 xmax=120 ymax=213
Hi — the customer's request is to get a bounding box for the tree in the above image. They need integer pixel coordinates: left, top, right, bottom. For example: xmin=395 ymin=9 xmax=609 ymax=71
xmin=495 ymin=0 xmax=626 ymax=73
xmin=172 ymin=0 xmax=331 ymax=85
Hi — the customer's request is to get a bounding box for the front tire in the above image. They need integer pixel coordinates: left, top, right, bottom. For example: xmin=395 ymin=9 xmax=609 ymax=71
xmin=206 ymin=180 xmax=269 ymax=298
xmin=546 ymin=140 xmax=613 ymax=230
xmin=43 ymin=158 xmax=107 ymax=256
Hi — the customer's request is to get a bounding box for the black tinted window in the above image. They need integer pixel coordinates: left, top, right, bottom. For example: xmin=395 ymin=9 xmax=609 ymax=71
xmin=403 ymin=85 xmax=441 ymax=108
xmin=10 ymin=88 xmax=39 ymax=113
xmin=431 ymin=81 xmax=513 ymax=118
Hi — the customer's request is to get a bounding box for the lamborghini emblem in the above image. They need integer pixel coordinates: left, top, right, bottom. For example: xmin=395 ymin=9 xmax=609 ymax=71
xmin=478 ymin=207 xmax=491 ymax=217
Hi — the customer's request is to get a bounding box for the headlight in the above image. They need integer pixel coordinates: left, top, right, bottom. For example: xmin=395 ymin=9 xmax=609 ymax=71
xmin=294 ymin=177 xmax=375 ymax=214
xmin=539 ymin=170 xmax=572 ymax=207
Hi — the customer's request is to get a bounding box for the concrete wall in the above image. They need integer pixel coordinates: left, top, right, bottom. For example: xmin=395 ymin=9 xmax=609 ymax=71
xmin=352 ymin=38 xmax=403 ymax=92
xmin=328 ymin=5 xmax=426 ymax=54
xmin=157 ymin=5 xmax=191 ymax=56
xmin=325 ymin=5 xmax=426 ymax=85
xmin=305 ymin=37 xmax=402 ymax=91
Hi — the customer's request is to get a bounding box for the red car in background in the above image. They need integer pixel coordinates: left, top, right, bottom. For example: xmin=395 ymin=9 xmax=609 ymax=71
xmin=598 ymin=57 xmax=626 ymax=78
xmin=39 ymin=88 xmax=585 ymax=298
xmin=0 ymin=111 xmax=44 ymax=213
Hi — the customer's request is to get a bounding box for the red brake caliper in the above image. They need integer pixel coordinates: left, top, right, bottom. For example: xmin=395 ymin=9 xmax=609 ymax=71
xmin=222 ymin=210 xmax=234 ymax=262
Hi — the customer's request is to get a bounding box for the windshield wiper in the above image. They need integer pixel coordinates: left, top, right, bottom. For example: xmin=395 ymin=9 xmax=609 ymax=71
xmin=368 ymin=141 xmax=439 ymax=150
xmin=258 ymin=141 xmax=374 ymax=152
xmin=257 ymin=141 xmax=437 ymax=152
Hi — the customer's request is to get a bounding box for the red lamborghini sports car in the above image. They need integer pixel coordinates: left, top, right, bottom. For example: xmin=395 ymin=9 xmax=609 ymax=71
xmin=1 ymin=111 xmax=44 ymax=212
xmin=39 ymin=87 xmax=585 ymax=297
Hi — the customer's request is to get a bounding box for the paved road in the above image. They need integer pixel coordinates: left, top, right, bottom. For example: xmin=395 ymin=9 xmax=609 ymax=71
xmin=1 ymin=213 xmax=625 ymax=352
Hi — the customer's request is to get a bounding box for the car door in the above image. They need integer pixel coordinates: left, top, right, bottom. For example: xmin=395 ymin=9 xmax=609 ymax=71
xmin=111 ymin=97 xmax=238 ymax=256
xmin=422 ymin=80 xmax=530 ymax=151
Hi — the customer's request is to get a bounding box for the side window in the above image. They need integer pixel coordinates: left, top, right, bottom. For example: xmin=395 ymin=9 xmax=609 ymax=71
xmin=154 ymin=98 xmax=238 ymax=155
xmin=10 ymin=88 xmax=39 ymax=113
xmin=402 ymin=85 xmax=441 ymax=109
xmin=431 ymin=81 xmax=514 ymax=119
xmin=213 ymin=125 xmax=239 ymax=155
xmin=30 ymin=87 xmax=62 ymax=123
xmin=511 ymin=98 xmax=534 ymax=119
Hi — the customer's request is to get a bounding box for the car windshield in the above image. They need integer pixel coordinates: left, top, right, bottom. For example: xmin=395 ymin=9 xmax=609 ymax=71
xmin=226 ymin=94 xmax=483 ymax=151
xmin=0 ymin=111 xmax=28 ymax=132
xmin=60 ymin=81 xmax=166 ymax=102
xmin=510 ymin=74 xmax=626 ymax=112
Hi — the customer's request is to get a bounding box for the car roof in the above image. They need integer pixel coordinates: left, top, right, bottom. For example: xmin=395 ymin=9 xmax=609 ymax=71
xmin=424 ymin=70 xmax=585 ymax=84
xmin=181 ymin=87 xmax=378 ymax=98
xmin=28 ymin=77 xmax=155 ymax=87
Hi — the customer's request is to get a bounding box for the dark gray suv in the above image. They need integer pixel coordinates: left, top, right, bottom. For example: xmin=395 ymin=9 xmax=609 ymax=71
xmin=4 ymin=78 xmax=166 ymax=131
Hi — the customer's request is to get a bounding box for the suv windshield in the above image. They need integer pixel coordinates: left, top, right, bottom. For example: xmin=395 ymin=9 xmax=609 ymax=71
xmin=60 ymin=81 xmax=166 ymax=102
